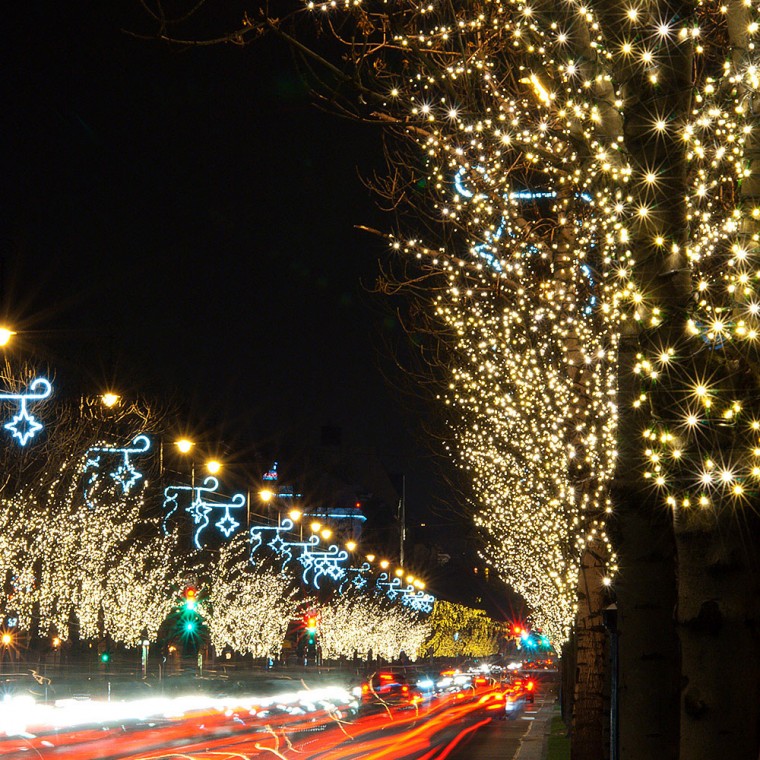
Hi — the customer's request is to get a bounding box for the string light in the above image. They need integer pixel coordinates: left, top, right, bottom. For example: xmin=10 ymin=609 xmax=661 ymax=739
xmin=318 ymin=591 xmax=431 ymax=661
xmin=303 ymin=0 xmax=760 ymax=645
xmin=207 ymin=537 xmax=299 ymax=657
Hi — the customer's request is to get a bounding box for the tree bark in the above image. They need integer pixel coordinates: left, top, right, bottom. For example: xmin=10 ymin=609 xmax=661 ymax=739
xmin=571 ymin=546 xmax=609 ymax=760
xmin=674 ymin=508 xmax=760 ymax=759
xmin=613 ymin=488 xmax=680 ymax=760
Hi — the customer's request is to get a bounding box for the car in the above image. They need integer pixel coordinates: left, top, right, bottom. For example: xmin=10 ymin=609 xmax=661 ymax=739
xmin=511 ymin=674 xmax=536 ymax=703
xmin=435 ymin=669 xmax=478 ymax=695
xmin=503 ymin=685 xmax=527 ymax=718
xmin=354 ymin=670 xmax=419 ymax=709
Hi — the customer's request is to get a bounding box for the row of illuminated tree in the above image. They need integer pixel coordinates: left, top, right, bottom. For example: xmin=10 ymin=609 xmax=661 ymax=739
xmin=0 ymin=374 xmax=501 ymax=661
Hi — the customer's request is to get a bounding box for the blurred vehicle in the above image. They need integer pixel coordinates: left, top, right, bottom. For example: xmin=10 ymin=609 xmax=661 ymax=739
xmin=435 ymin=669 xmax=477 ymax=695
xmin=503 ymin=684 xmax=527 ymax=719
xmin=511 ymin=674 xmax=536 ymax=703
xmin=354 ymin=670 xmax=419 ymax=709
xmin=523 ymin=658 xmax=555 ymax=670
xmin=411 ymin=672 xmax=438 ymax=698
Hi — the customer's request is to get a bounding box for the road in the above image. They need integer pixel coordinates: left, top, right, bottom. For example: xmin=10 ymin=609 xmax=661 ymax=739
xmin=0 ymin=674 xmax=557 ymax=760
xmin=447 ymin=677 xmax=558 ymax=760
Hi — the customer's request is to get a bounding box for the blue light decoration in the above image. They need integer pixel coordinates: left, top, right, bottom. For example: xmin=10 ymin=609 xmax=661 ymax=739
xmin=249 ymin=518 xmax=349 ymax=589
xmin=375 ymin=572 xmax=405 ymax=601
xmin=250 ymin=519 xmax=316 ymax=570
xmin=402 ymin=589 xmax=436 ymax=614
xmin=162 ymin=476 xmax=246 ymax=549
xmin=375 ymin=572 xmax=436 ymax=613
xmin=263 ymin=461 xmax=279 ymax=481
xmin=0 ymin=377 xmax=53 ymax=446
xmin=339 ymin=561 xmax=372 ymax=593
xmin=298 ymin=544 xmax=349 ymax=589
xmin=453 ymin=169 xmax=597 ymax=314
xmin=83 ymin=435 xmax=151 ymax=508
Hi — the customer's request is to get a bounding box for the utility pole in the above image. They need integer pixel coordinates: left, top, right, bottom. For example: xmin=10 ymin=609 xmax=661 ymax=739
xmin=399 ymin=475 xmax=406 ymax=566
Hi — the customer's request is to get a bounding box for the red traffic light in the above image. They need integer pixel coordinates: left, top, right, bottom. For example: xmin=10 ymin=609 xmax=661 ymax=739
xmin=183 ymin=586 xmax=198 ymax=611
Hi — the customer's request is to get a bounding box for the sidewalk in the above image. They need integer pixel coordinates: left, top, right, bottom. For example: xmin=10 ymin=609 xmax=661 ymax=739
xmin=513 ymin=701 xmax=565 ymax=760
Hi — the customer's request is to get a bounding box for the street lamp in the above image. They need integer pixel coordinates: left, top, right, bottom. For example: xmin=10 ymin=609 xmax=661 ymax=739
xmin=206 ymin=460 xmax=222 ymax=475
xmin=288 ymin=509 xmax=303 ymax=539
xmin=175 ymin=439 xmax=195 ymax=454
xmin=346 ymin=540 xmax=357 ymax=552
xmin=173 ymin=438 xmax=197 ymax=488
xmin=0 ymin=327 xmax=15 ymax=347
xmin=101 ymin=392 xmax=120 ymax=408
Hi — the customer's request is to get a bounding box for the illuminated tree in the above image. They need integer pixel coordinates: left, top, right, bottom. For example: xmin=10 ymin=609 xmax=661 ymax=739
xmin=0 ymin=389 xmax=178 ymax=645
xmin=206 ymin=535 xmax=300 ymax=658
xmin=137 ymin=1 xmax=760 ymax=756
xmin=423 ymin=600 xmax=501 ymax=659
xmin=318 ymin=588 xmax=431 ymax=661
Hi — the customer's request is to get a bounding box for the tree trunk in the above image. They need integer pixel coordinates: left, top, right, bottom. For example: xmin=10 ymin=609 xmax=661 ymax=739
xmin=613 ymin=489 xmax=680 ymax=760
xmin=674 ymin=508 xmax=760 ymax=759
xmin=571 ymin=546 xmax=609 ymax=760
xmin=561 ymin=635 xmax=576 ymax=729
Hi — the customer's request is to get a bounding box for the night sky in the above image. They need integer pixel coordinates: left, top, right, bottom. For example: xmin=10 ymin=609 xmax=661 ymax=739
xmin=4 ymin=2 xmax=456 ymax=539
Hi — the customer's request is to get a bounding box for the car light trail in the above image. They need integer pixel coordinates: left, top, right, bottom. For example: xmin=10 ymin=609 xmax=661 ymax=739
xmin=0 ymin=681 xmax=526 ymax=760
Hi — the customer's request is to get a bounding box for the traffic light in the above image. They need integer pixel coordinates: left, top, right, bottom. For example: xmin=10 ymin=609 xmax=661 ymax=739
xmin=100 ymin=651 xmax=110 ymax=663
xmin=178 ymin=585 xmax=203 ymax=644
xmin=183 ymin=586 xmax=198 ymax=611
xmin=306 ymin=616 xmax=317 ymax=646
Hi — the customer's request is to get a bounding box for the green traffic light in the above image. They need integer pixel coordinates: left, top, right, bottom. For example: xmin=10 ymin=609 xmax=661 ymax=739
xmin=100 ymin=652 xmax=110 ymax=663
xmin=185 ymin=620 xmax=196 ymax=633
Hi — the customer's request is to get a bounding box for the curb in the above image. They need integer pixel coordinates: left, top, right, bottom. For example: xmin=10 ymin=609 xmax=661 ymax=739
xmin=512 ymin=700 xmax=557 ymax=760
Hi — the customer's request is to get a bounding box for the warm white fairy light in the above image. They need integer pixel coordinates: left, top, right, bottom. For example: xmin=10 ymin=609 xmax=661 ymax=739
xmin=302 ymin=0 xmax=760 ymax=645
xmin=207 ymin=537 xmax=299 ymax=657
xmin=0 ymin=444 xmax=177 ymax=644
xmin=318 ymin=591 xmax=430 ymax=661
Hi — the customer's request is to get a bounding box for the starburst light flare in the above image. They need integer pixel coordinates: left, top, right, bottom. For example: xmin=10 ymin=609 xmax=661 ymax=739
xmin=298 ymin=0 xmax=760 ymax=644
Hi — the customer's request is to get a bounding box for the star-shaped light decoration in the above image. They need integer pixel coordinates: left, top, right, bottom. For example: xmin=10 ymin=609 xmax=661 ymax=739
xmin=110 ymin=461 xmax=143 ymax=493
xmin=268 ymin=533 xmax=288 ymax=555
xmin=215 ymin=508 xmax=240 ymax=538
xmin=4 ymin=404 xmax=43 ymax=446
xmin=187 ymin=498 xmax=213 ymax=525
